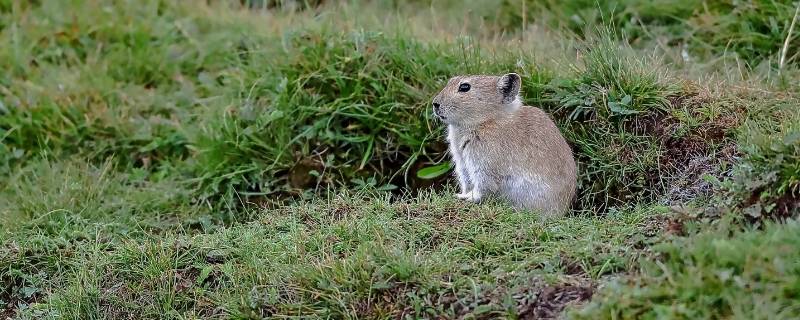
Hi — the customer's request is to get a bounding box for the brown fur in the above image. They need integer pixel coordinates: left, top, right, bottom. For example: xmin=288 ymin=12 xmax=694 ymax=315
xmin=432 ymin=73 xmax=577 ymax=216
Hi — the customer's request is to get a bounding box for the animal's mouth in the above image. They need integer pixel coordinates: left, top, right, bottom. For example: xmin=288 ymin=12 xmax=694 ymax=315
xmin=433 ymin=107 xmax=446 ymax=120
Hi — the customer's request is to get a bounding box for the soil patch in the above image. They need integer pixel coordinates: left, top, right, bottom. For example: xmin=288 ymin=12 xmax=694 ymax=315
xmin=637 ymin=92 xmax=741 ymax=205
xmin=432 ymin=276 xmax=595 ymax=319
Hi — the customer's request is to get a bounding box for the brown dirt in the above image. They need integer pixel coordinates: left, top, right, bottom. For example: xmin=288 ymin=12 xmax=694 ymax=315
xmin=626 ymin=208 xmax=700 ymax=254
xmin=772 ymin=192 xmax=800 ymax=219
xmin=0 ymin=306 xmax=11 ymax=319
xmin=1 ymin=291 xmax=42 ymax=320
xmin=99 ymin=274 xmax=150 ymax=320
xmin=642 ymin=214 xmax=670 ymax=236
xmin=741 ymin=187 xmax=800 ymax=224
xmin=288 ymin=157 xmax=324 ymax=189
xmin=518 ymin=283 xmax=594 ymax=319
xmin=626 ymin=108 xmax=678 ymax=138
xmin=241 ymin=0 xmax=326 ymax=10
xmin=559 ymin=256 xmax=587 ymax=276
xmin=427 ymin=275 xmax=594 ymax=320
xmin=96 ymin=265 xmax=225 ymax=319
xmin=174 ymin=267 xmax=200 ymax=293
xmin=633 ymin=92 xmax=742 ymax=205
xmin=249 ymin=269 xmax=595 ymax=319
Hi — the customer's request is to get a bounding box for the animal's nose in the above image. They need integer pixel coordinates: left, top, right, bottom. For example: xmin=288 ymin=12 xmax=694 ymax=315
xmin=433 ymin=102 xmax=440 ymax=112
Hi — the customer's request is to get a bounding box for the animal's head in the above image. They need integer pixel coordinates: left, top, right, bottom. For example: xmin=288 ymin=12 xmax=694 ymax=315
xmin=431 ymin=73 xmax=522 ymax=126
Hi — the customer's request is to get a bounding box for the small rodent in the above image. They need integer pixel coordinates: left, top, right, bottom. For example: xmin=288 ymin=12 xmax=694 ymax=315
xmin=431 ymin=73 xmax=577 ymax=216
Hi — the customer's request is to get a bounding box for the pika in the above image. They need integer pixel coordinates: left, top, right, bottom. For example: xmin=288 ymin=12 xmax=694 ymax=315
xmin=432 ymin=73 xmax=577 ymax=216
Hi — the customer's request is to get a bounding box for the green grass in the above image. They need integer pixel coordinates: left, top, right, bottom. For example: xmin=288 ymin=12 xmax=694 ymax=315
xmin=4 ymin=191 xmax=660 ymax=318
xmin=499 ymin=0 xmax=800 ymax=72
xmin=725 ymin=109 xmax=800 ymax=222
xmin=575 ymin=219 xmax=800 ymax=319
xmin=1 ymin=0 xmax=799 ymax=319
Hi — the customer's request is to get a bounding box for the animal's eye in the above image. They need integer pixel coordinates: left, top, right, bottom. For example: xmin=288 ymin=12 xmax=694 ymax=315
xmin=458 ymin=83 xmax=471 ymax=92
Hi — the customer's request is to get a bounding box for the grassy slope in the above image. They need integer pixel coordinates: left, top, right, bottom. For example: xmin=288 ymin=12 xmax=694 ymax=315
xmin=1 ymin=0 xmax=799 ymax=319
xmin=5 ymin=185 xmax=659 ymax=318
xmin=576 ymin=219 xmax=800 ymax=319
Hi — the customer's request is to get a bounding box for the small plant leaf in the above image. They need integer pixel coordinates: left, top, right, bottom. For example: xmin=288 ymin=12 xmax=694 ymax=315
xmin=266 ymin=110 xmax=285 ymax=122
xmin=22 ymin=286 xmax=38 ymax=298
xmin=359 ymin=138 xmax=374 ymax=170
xmin=620 ymin=94 xmax=632 ymax=105
xmin=197 ymin=266 xmax=214 ymax=286
xmin=608 ymin=102 xmax=640 ymax=115
xmin=743 ymin=204 xmax=762 ymax=218
xmin=416 ymin=162 xmax=452 ymax=179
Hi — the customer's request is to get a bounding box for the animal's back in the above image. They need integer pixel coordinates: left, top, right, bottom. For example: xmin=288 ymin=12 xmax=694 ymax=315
xmin=506 ymin=106 xmax=577 ymax=215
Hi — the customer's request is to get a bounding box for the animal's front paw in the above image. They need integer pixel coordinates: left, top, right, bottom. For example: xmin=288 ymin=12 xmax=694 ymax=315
xmin=456 ymin=190 xmax=482 ymax=203
xmin=468 ymin=190 xmax=483 ymax=203
xmin=456 ymin=191 xmax=472 ymax=200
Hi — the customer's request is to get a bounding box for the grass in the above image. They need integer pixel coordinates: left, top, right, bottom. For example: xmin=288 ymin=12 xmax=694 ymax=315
xmin=575 ymin=219 xmax=800 ymax=319
xmin=5 ymin=190 xmax=660 ymax=318
xmin=1 ymin=0 xmax=799 ymax=319
xmin=499 ymin=0 xmax=800 ymax=72
xmin=725 ymin=109 xmax=800 ymax=222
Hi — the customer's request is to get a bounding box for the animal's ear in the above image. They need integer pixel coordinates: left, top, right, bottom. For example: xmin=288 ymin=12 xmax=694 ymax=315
xmin=497 ymin=73 xmax=521 ymax=104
